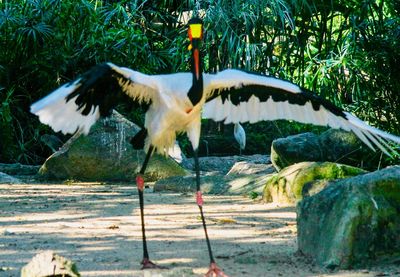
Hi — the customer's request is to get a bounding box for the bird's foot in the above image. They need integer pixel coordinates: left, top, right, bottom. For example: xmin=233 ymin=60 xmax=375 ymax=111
xmin=140 ymin=258 xmax=168 ymax=270
xmin=204 ymin=262 xmax=229 ymax=277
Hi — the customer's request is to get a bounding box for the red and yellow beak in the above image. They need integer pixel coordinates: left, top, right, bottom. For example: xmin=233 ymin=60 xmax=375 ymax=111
xmin=188 ymin=18 xmax=203 ymax=79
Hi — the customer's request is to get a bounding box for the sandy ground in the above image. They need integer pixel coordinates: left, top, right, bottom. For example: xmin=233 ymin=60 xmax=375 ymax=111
xmin=1 ymin=182 xmax=399 ymax=277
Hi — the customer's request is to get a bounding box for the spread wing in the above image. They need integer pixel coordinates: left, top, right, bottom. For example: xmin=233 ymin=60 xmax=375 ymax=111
xmin=203 ymin=69 xmax=400 ymax=156
xmin=30 ymin=63 xmax=158 ymax=135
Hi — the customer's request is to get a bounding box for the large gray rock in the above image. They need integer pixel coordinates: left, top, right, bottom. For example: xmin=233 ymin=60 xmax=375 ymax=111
xmin=297 ymin=166 xmax=400 ymax=269
xmin=154 ymin=173 xmax=272 ymax=195
xmin=263 ymin=162 xmax=366 ymax=204
xmin=181 ymin=154 xmax=269 ymax=174
xmin=39 ymin=111 xmax=186 ymax=181
xmin=0 ymin=172 xmax=23 ymax=184
xmin=271 ymin=129 xmax=367 ymax=171
xmin=271 ymin=132 xmax=321 ymax=171
xmin=156 ymin=155 xmax=273 ymax=195
xmin=0 ymin=163 xmax=40 ymax=175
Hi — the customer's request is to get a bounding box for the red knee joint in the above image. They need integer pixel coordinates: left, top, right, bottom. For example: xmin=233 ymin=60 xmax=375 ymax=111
xmin=136 ymin=175 xmax=145 ymax=191
xmin=196 ymin=191 xmax=203 ymax=206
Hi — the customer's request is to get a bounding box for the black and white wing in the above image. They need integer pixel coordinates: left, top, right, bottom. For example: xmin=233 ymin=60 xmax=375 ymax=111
xmin=30 ymin=63 xmax=158 ymax=135
xmin=203 ymin=69 xmax=400 ymax=156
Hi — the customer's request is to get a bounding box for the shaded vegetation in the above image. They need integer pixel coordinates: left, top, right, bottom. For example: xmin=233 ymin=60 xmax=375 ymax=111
xmin=0 ymin=0 xmax=399 ymax=166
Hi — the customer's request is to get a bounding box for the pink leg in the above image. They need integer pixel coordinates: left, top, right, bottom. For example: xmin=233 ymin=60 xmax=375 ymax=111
xmin=192 ymin=149 xmax=229 ymax=277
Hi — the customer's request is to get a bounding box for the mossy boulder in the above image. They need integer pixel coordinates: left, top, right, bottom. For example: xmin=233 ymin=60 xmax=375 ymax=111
xmin=270 ymin=129 xmax=370 ymax=171
xmin=297 ymin=165 xmax=400 ymax=269
xmin=39 ymin=111 xmax=186 ymax=181
xmin=263 ymin=161 xmax=366 ymax=204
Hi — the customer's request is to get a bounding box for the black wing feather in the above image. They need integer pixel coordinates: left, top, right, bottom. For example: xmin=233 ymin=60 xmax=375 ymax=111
xmin=65 ymin=63 xmax=144 ymax=117
xmin=206 ymin=84 xmax=345 ymax=118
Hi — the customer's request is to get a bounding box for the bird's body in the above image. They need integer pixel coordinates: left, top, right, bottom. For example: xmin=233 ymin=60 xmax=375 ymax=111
xmin=30 ymin=17 xmax=400 ymax=276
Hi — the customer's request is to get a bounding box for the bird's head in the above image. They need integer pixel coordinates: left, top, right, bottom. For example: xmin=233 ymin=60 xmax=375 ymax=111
xmin=187 ymin=17 xmax=203 ymax=50
xmin=188 ymin=17 xmax=203 ymax=81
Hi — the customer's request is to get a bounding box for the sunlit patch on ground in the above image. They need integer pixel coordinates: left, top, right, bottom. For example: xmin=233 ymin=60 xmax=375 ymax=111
xmin=1 ymin=183 xmax=398 ymax=276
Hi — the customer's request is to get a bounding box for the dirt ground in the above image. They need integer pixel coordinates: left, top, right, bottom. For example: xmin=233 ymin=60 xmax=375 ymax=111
xmin=1 ymin=182 xmax=399 ymax=277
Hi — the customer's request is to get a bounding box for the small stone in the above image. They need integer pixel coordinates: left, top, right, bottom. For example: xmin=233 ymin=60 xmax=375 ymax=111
xmin=21 ymin=250 xmax=80 ymax=277
xmin=107 ymin=224 xmax=120 ymax=230
xmin=3 ymin=229 xmax=15 ymax=235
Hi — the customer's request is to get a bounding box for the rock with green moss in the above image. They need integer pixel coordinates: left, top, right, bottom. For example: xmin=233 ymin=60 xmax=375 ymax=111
xmin=297 ymin=165 xmax=400 ymax=269
xmin=21 ymin=251 xmax=80 ymax=277
xmin=39 ymin=111 xmax=186 ymax=181
xmin=263 ymin=161 xmax=366 ymax=204
xmin=270 ymin=129 xmax=370 ymax=171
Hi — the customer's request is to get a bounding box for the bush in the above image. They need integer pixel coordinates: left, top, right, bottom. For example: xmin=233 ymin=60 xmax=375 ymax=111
xmin=0 ymin=0 xmax=399 ymax=165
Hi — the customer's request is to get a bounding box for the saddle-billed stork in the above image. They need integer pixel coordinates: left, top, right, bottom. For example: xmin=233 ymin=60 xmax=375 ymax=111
xmin=31 ymin=17 xmax=400 ymax=276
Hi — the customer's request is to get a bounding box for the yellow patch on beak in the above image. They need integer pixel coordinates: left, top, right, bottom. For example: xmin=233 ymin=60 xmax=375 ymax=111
xmin=190 ymin=24 xmax=202 ymax=39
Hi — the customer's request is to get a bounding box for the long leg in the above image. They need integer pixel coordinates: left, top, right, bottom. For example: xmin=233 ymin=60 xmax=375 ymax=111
xmin=193 ymin=149 xmax=214 ymax=262
xmin=193 ymin=149 xmax=228 ymax=277
xmin=136 ymin=145 xmax=166 ymax=269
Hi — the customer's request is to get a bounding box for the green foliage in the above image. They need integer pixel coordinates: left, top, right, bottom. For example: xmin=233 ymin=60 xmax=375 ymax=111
xmin=247 ymin=191 xmax=259 ymax=200
xmin=0 ymin=0 xmax=187 ymax=163
xmin=0 ymin=0 xmax=399 ymax=165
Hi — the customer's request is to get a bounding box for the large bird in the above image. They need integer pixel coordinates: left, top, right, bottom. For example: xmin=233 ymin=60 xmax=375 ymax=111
xmin=31 ymin=17 xmax=400 ymax=276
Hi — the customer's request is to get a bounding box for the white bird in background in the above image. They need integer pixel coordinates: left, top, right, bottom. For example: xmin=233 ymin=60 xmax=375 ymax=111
xmin=234 ymin=123 xmax=246 ymax=154
xmin=30 ymin=17 xmax=400 ymax=277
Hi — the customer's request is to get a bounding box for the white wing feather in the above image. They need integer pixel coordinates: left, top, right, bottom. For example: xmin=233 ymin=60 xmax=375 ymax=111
xmin=30 ymin=80 xmax=100 ymax=135
xmin=30 ymin=63 xmax=157 ymax=135
xmin=203 ymin=70 xmax=400 ymax=156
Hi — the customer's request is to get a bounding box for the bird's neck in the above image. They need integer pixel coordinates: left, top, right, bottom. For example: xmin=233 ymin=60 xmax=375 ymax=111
xmin=188 ymin=45 xmax=203 ymax=106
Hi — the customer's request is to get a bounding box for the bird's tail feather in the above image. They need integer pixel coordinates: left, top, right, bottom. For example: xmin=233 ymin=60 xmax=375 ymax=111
xmin=345 ymin=112 xmax=400 ymax=157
